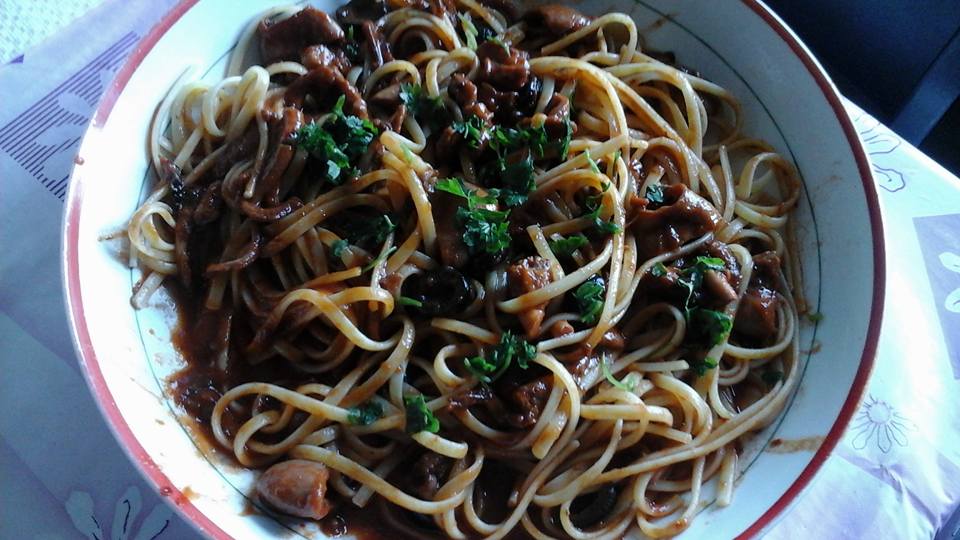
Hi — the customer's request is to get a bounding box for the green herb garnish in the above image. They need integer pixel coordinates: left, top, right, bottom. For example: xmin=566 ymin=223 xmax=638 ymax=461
xmin=582 ymin=188 xmax=622 ymax=236
xmin=488 ymin=36 xmax=510 ymax=54
xmin=558 ymin=112 xmax=573 ymax=158
xmin=452 ymin=115 xmax=488 ymax=148
xmin=457 ymin=13 xmax=479 ymax=50
xmin=686 ymin=308 xmax=733 ymax=347
xmin=463 ymin=331 xmax=536 ymax=384
xmin=807 ymin=312 xmax=824 ymax=323
xmin=404 ymin=394 xmax=440 ymax=434
xmin=602 ymin=355 xmax=639 ymax=392
xmin=436 ymin=176 xmax=469 ymax=198
xmin=295 ymin=95 xmax=378 ymax=185
xmin=762 ymin=370 xmax=784 ymax=385
xmin=475 ymin=20 xmax=496 ymax=42
xmin=677 ymin=256 xmax=726 ymax=309
xmin=583 ymin=206 xmax=623 ymax=235
xmin=651 ymin=262 xmax=669 ymax=277
xmin=437 ymin=177 xmax=512 ymax=255
xmin=459 ymin=206 xmax=511 ymax=254
xmin=459 ymin=115 xmax=558 ymax=159
xmin=344 ymin=25 xmax=361 ymax=62
xmin=574 ymin=274 xmax=606 ymax=326
xmin=331 ymin=239 xmax=349 ymax=259
xmin=362 ymin=246 xmax=397 ymax=272
xmin=548 ymin=234 xmax=589 ymax=257
xmin=584 ymin=150 xmax=600 ymax=174
xmin=453 ymin=113 xmax=569 ymax=207
xmin=344 ymin=215 xmax=396 ymax=250
xmin=488 ymin=124 xmax=549 ymax=159
xmin=346 ymin=400 xmax=383 ymax=426
xmin=691 ymin=356 xmax=719 ymax=377
xmin=645 ymin=184 xmax=665 ymax=206
xmin=399 ymin=83 xmax=447 ymax=129
xmin=496 ymin=153 xmax=535 ymax=207
xmin=592 ymin=217 xmax=622 ymax=235
xmin=398 ymin=296 xmax=424 ymax=308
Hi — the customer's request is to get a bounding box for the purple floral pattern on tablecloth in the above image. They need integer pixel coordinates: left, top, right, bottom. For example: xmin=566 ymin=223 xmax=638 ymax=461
xmin=852 ymin=110 xmax=908 ymax=193
xmin=914 ymin=213 xmax=960 ymax=378
xmin=66 ymin=486 xmax=172 ymax=540
xmin=0 ymin=0 xmax=189 ymax=538
xmin=849 ymin=395 xmax=917 ymax=453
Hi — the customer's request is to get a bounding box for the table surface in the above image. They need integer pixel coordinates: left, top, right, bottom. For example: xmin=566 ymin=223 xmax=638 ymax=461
xmin=2 ymin=1 xmax=960 ymax=539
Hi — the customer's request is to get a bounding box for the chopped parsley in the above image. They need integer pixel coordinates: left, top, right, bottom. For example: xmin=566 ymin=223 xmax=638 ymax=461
xmin=691 ymin=356 xmax=719 ymax=377
xmin=651 ymin=262 xmax=669 ymax=277
xmin=331 ymin=239 xmax=349 ymax=258
xmin=574 ymin=274 xmax=606 ymax=326
xmin=404 ymin=394 xmax=440 ymax=434
xmin=450 ymin=109 xmax=571 ymax=207
xmin=451 ymin=112 xmax=571 ymax=207
xmin=582 ymin=184 xmax=622 ymax=235
xmin=463 ymin=331 xmax=536 ymax=384
xmin=457 ymin=13 xmax=479 ymax=50
xmin=488 ymin=36 xmax=510 ymax=54
xmin=460 ymin=207 xmax=511 ymax=254
xmin=343 ymin=215 xmax=396 ymax=251
xmin=494 ymin=153 xmax=535 ymax=207
xmin=346 ymin=400 xmax=383 ymax=426
xmin=584 ymin=150 xmax=601 ymax=174
xmin=362 ymin=246 xmax=396 ymax=272
xmin=295 ymin=95 xmax=378 ymax=185
xmin=398 ymin=296 xmax=424 ymax=308
xmin=489 ymin=124 xmax=549 ymax=159
xmin=344 ymin=25 xmax=362 ymax=62
xmin=463 ymin=355 xmax=497 ymax=382
xmin=645 ymin=184 xmax=665 ymax=207
xmin=452 ymin=115 xmax=487 ymax=148
xmin=762 ymin=370 xmax=784 ymax=385
xmin=660 ymin=256 xmax=735 ymax=348
xmin=399 ymin=83 xmax=447 ymax=129
xmin=807 ymin=312 xmax=824 ymax=323
xmin=436 ymin=177 xmax=511 ymax=255
xmin=436 ymin=176 xmax=470 ymax=198
xmin=475 ymin=20 xmax=496 ymax=42
xmin=458 ymin=111 xmax=565 ymax=153
xmin=548 ymin=234 xmax=589 ymax=257
xmin=686 ymin=308 xmax=733 ymax=347
xmin=557 ymin=112 xmax=573 ymax=159
xmin=602 ymin=355 xmax=639 ymax=392
xmin=677 ymin=256 xmax=726 ymax=309
xmin=590 ymin=215 xmax=622 ymax=235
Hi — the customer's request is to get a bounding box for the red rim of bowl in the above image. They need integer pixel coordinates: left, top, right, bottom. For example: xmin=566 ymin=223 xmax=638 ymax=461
xmin=61 ymin=1 xmax=885 ymax=538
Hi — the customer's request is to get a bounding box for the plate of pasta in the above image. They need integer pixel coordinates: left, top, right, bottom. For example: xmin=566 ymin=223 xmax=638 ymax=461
xmin=63 ymin=0 xmax=884 ymax=538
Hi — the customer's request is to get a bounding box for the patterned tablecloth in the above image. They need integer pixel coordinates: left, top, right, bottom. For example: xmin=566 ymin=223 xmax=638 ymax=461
xmin=1 ymin=1 xmax=959 ymax=538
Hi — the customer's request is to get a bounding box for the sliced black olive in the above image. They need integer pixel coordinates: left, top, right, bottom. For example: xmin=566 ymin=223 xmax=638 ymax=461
xmin=404 ymin=509 xmax=441 ymax=530
xmin=401 ymin=266 xmax=474 ymax=317
xmin=335 ymin=0 xmax=387 ymax=26
xmin=466 ymin=249 xmax=508 ymax=278
xmin=516 ymin=76 xmax=542 ymax=117
xmin=569 ymin=484 xmax=618 ymax=529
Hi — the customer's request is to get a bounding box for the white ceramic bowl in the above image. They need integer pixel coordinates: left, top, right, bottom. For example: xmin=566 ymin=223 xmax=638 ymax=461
xmin=62 ymin=1 xmax=884 ymax=538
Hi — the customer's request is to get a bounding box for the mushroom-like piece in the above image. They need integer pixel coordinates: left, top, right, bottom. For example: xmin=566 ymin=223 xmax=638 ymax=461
xmin=255 ymin=459 xmax=332 ymax=520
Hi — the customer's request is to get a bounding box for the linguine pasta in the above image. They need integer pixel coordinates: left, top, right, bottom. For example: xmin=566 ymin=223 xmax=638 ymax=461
xmin=127 ymin=2 xmax=804 ymax=538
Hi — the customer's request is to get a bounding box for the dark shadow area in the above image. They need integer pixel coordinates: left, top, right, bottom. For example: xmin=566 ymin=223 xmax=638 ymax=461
xmin=766 ymin=0 xmax=960 ymax=177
